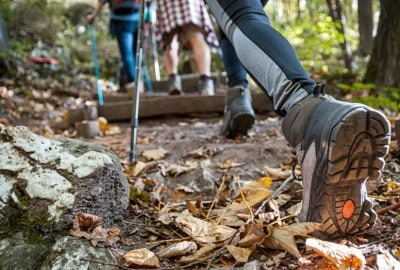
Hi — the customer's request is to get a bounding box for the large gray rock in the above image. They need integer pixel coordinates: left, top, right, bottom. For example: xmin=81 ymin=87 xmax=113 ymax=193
xmin=41 ymin=236 xmax=120 ymax=270
xmin=0 ymin=125 xmax=129 ymax=270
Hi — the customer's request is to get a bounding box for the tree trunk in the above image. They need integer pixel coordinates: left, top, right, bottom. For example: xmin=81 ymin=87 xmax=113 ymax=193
xmin=357 ymin=0 xmax=373 ymax=56
xmin=364 ymin=0 xmax=400 ymax=88
xmin=0 ymin=10 xmax=11 ymax=74
xmin=326 ymin=0 xmax=354 ymax=70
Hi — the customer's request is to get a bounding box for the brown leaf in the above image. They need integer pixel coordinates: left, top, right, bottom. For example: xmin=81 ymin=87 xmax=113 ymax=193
xmin=264 ymin=165 xmax=292 ymax=180
xmin=218 ymin=159 xmax=245 ymax=169
xmin=142 ymin=147 xmax=168 ymax=161
xmin=178 ymin=243 xmax=218 ymax=263
xmin=123 ymin=248 xmax=160 ymax=267
xmin=166 ymin=163 xmax=192 ymax=176
xmin=90 ymin=226 xmax=120 ymax=247
xmin=73 ymin=212 xmax=103 ymax=230
xmin=158 ymin=241 xmax=197 ymax=259
xmin=262 ymin=222 xmax=321 ymax=258
xmin=306 ymin=238 xmax=366 ymax=269
xmin=175 ymin=214 xmax=236 ymax=244
xmin=226 ymin=245 xmax=253 ymax=263
xmin=187 ymin=146 xmax=220 ymax=159
xmin=238 ymin=223 xmax=267 ymax=248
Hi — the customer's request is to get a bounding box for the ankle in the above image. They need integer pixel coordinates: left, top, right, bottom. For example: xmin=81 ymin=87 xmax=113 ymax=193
xmin=199 ymin=74 xmax=212 ymax=81
xmin=281 ymin=95 xmax=324 ymax=147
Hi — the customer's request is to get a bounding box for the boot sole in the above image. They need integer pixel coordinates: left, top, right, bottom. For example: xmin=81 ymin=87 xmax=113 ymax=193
xmin=301 ymin=103 xmax=390 ymax=238
xmin=223 ymin=110 xmax=255 ymax=139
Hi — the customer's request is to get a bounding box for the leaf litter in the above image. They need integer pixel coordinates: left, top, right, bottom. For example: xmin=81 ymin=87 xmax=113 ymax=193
xmin=1 ymin=84 xmax=399 ymax=269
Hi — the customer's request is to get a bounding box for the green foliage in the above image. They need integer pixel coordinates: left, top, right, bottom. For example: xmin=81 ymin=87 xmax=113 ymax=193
xmin=337 ymin=82 xmax=400 ymax=112
xmin=1 ymin=0 xmax=120 ymax=81
xmin=275 ymin=15 xmax=346 ymax=75
xmin=0 ymin=0 xmax=395 ymax=113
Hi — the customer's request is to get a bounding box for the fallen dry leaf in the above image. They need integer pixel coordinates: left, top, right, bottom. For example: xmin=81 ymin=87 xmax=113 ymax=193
xmin=264 ymin=165 xmax=292 ymax=180
xmin=166 ymin=163 xmax=192 ymax=176
xmin=72 ymin=212 xmax=103 ymax=230
xmin=70 ymin=225 xmax=120 ymax=247
xmin=305 ymin=238 xmax=366 ymax=269
xmin=178 ymin=243 xmax=218 ymax=263
xmin=123 ymin=248 xmax=160 ymax=267
xmin=376 ymin=250 xmax=400 ymax=270
xmin=286 ymin=202 xmax=302 ymax=216
xmin=104 ymin=124 xmax=121 ymax=135
xmin=89 ymin=226 xmax=120 ymax=247
xmin=158 ymin=241 xmax=197 ymax=259
xmin=175 ymin=214 xmax=236 ymax=244
xmin=226 ymin=245 xmax=253 ymax=263
xmin=97 ymin=116 xmax=108 ymax=131
xmin=218 ymin=159 xmax=245 ymax=169
xmin=262 ymin=222 xmax=321 ymax=258
xmin=187 ymin=146 xmax=220 ymax=159
xmin=238 ymin=223 xmax=267 ymax=248
xmin=142 ymin=147 xmax=169 ymax=161
xmin=229 ymin=187 xmax=273 ymax=212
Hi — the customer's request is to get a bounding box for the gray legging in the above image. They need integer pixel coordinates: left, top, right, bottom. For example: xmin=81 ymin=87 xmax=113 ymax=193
xmin=206 ymin=0 xmax=316 ymax=115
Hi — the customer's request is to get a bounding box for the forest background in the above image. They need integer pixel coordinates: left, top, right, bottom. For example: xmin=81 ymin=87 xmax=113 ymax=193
xmin=0 ymin=0 xmax=400 ymax=113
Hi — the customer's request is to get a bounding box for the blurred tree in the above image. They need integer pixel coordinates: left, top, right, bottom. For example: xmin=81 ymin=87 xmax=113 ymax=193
xmin=0 ymin=10 xmax=11 ymax=74
xmin=326 ymin=0 xmax=353 ymax=70
xmin=364 ymin=0 xmax=400 ymax=88
xmin=358 ymin=0 xmax=373 ymax=56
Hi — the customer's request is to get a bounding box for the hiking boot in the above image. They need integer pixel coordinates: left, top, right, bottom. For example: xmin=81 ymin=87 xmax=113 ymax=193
xmin=199 ymin=77 xmax=215 ymax=96
xmin=221 ymin=86 xmax=255 ymax=138
xmin=168 ymin=75 xmax=182 ymax=95
xmin=281 ymin=92 xmax=390 ymax=238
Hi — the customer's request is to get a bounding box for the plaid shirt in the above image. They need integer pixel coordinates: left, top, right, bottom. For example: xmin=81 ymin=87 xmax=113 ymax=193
xmin=156 ymin=0 xmax=219 ymax=50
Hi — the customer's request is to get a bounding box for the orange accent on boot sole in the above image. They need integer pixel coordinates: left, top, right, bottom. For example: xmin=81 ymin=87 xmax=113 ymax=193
xmin=342 ymin=200 xmax=355 ymax=219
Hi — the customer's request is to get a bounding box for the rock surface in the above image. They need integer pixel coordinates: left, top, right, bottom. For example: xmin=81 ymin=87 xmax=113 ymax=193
xmin=0 ymin=124 xmax=129 ymax=270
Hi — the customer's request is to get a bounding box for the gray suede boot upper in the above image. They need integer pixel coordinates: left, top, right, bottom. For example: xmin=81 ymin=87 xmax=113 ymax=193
xmin=221 ymin=86 xmax=255 ymax=138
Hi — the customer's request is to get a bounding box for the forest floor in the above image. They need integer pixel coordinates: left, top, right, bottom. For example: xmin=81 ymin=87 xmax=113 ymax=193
xmin=1 ymin=81 xmax=400 ymax=269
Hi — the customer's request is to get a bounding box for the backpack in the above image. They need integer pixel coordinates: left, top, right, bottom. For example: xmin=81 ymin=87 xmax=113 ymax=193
xmin=110 ymin=0 xmax=140 ymax=15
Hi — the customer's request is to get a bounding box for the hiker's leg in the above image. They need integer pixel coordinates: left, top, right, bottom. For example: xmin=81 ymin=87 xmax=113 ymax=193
xmin=180 ymin=24 xmax=214 ymax=95
xmin=219 ymin=28 xmax=254 ymax=138
xmin=182 ymin=25 xmax=212 ymax=77
xmin=115 ymin=20 xmax=138 ymax=83
xmin=207 ymin=0 xmax=314 ymax=115
xmin=163 ymin=36 xmax=179 ymax=76
xmin=207 ymin=0 xmax=390 ymax=238
xmin=220 ymin=30 xmax=247 ymax=89
xmin=163 ymin=36 xmax=182 ymax=94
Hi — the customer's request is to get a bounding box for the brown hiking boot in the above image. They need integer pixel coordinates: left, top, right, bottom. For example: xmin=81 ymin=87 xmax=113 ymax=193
xmin=282 ymin=92 xmax=390 ymax=238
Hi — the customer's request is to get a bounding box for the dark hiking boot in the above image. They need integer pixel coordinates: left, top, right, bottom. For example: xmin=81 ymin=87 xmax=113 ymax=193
xmin=281 ymin=92 xmax=390 ymax=238
xmin=199 ymin=77 xmax=215 ymax=96
xmin=168 ymin=75 xmax=182 ymax=95
xmin=221 ymin=86 xmax=255 ymax=139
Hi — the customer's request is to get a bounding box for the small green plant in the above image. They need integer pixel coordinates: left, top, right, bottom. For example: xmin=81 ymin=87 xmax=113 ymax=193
xmin=338 ymin=82 xmax=400 ymax=112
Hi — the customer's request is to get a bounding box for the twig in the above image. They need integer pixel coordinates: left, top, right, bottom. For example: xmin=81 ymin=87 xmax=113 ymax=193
xmin=237 ymin=175 xmax=255 ymax=222
xmin=251 ymin=175 xmax=294 ymax=221
xmin=376 ymin=201 xmax=400 ymax=215
xmin=204 ymin=175 xmax=295 ymax=269
xmin=80 ymin=258 xmax=130 ymax=269
xmin=206 ymin=178 xmax=226 ymax=221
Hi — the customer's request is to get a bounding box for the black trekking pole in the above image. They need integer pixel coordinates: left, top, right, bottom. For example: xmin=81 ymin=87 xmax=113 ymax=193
xmin=130 ymin=0 xmax=146 ymax=163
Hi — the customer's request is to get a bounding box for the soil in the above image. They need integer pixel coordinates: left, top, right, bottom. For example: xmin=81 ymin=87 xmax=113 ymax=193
xmin=88 ymin=114 xmax=399 ymax=269
xmin=2 ymin=86 xmax=400 ymax=269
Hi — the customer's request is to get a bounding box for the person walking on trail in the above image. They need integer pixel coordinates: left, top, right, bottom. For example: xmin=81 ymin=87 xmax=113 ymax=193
xmin=218 ymin=0 xmax=269 ymax=139
xmin=207 ymin=0 xmax=391 ymax=238
xmin=156 ymin=0 xmax=219 ymax=96
xmin=87 ymin=0 xmax=142 ymax=94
